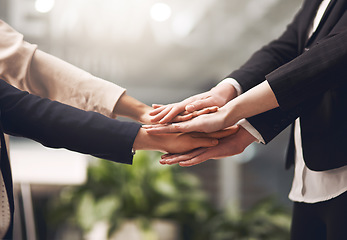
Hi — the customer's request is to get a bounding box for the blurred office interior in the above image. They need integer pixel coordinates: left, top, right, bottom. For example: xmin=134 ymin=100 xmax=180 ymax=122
xmin=0 ymin=0 xmax=302 ymax=239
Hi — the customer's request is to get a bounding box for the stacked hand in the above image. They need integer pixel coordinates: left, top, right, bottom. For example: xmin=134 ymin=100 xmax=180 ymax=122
xmin=149 ymin=82 xmax=237 ymax=124
xmin=160 ymin=126 xmax=255 ymax=167
xmin=143 ymin=83 xmax=257 ymax=166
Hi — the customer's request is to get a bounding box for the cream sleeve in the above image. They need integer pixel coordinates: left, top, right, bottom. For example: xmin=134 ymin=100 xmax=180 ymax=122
xmin=0 ymin=19 xmax=125 ymax=118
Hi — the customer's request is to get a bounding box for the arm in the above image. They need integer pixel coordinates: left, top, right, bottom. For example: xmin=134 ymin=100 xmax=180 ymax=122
xmin=0 ymin=20 xmax=152 ymax=123
xmin=133 ymin=128 xmax=219 ymax=154
xmin=144 ymin=81 xmax=278 ymax=133
xmin=227 ymin=1 xmax=306 ymax=92
xmin=229 ymin=2 xmax=347 ymax=110
xmin=148 ymin=2 xmax=306 ymax=124
xmin=112 ymin=92 xmax=153 ymax=124
xmin=267 ymin=28 xmax=347 ymax=110
xmin=0 ymin=79 xmax=219 ymax=163
xmin=0 ymin=79 xmax=140 ymax=164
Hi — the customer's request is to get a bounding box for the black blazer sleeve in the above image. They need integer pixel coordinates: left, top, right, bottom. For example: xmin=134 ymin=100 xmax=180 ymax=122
xmin=226 ymin=1 xmax=307 ymax=92
xmin=225 ymin=1 xmax=307 ymax=143
xmin=267 ymin=26 xmax=347 ymax=110
xmin=229 ymin=0 xmax=347 ymax=143
xmin=246 ymin=107 xmax=300 ymax=144
xmin=0 ymin=79 xmax=141 ymax=164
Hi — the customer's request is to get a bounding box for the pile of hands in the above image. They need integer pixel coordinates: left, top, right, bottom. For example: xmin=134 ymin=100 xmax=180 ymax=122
xmin=142 ymin=83 xmax=257 ymax=167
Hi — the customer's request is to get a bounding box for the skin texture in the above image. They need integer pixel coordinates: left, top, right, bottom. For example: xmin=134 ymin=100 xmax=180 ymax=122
xmin=113 ymin=93 xmax=153 ymax=124
xmin=132 ymin=127 xmax=239 ymax=154
xmin=144 ymin=81 xmax=278 ymax=134
xmin=149 ymin=82 xmax=237 ymax=124
xmin=159 ymin=126 xmax=256 ymax=167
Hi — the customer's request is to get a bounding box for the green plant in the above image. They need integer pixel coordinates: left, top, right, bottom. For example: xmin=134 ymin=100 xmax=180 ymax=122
xmin=48 ymin=151 xmax=214 ymax=239
xmin=48 ymin=151 xmax=292 ymax=240
xmin=207 ymin=197 xmax=292 ymax=240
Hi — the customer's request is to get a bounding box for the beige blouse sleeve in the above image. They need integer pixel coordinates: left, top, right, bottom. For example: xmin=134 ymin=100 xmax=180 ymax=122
xmin=0 ymin=20 xmax=125 ymax=118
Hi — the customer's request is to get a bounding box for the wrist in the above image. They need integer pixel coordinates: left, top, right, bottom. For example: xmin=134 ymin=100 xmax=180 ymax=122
xmin=238 ymin=125 xmax=257 ymax=144
xmin=220 ymin=100 xmax=243 ymax=128
xmin=113 ymin=93 xmax=152 ymax=123
xmin=133 ymin=128 xmax=163 ymax=152
xmin=137 ymin=105 xmax=152 ymax=124
xmin=211 ymin=83 xmax=237 ymax=104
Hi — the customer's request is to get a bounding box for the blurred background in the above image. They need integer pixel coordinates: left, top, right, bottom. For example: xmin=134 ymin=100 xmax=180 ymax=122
xmin=0 ymin=0 xmax=303 ymax=239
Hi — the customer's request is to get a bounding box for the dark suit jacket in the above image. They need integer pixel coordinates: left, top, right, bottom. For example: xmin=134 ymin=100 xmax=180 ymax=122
xmin=0 ymin=79 xmax=141 ymax=238
xmin=227 ymin=0 xmax=347 ymax=171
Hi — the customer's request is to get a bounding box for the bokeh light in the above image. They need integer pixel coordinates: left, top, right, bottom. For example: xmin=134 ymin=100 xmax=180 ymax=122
xmin=150 ymin=2 xmax=172 ymax=22
xmin=35 ymin=0 xmax=55 ymax=13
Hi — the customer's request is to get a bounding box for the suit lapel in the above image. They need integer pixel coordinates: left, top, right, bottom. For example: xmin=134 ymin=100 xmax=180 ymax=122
xmin=307 ymin=0 xmax=336 ymax=43
xmin=307 ymin=0 xmax=347 ymax=45
xmin=298 ymin=0 xmax=324 ymax=52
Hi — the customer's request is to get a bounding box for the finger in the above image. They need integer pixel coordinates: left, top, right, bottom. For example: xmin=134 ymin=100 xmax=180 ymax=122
xmin=178 ymin=153 xmax=210 ymax=167
xmin=160 ymin=154 xmax=182 ymax=164
xmin=191 ymin=106 xmax=218 ymax=118
xmin=144 ymin=124 xmax=184 ymax=134
xmin=178 ymin=146 xmax=224 ymax=167
xmin=186 ymin=98 xmax=214 ymax=112
xmin=159 ymin=105 xmax=186 ymax=124
xmin=149 ymin=105 xmax=167 ymax=116
xmin=161 ymin=148 xmax=207 ymax=165
xmin=149 ymin=117 xmax=206 ymax=133
xmin=152 ymin=104 xmax=163 ymax=109
xmin=160 ymin=153 xmax=173 ymax=164
xmin=150 ymin=106 xmax=173 ymax=123
xmin=171 ymin=113 xmax=193 ymax=123
xmin=161 ymin=153 xmax=173 ymax=159
xmin=141 ymin=124 xmax=166 ymax=129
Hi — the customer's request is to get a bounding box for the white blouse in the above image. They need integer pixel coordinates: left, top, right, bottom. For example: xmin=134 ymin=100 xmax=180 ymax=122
xmin=288 ymin=0 xmax=347 ymax=203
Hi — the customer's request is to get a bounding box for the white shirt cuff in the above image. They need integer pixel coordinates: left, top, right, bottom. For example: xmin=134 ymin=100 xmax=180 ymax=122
xmin=237 ymin=119 xmax=265 ymax=144
xmin=218 ymin=78 xmax=243 ymax=96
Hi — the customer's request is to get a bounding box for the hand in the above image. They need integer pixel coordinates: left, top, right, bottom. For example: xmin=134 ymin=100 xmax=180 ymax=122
xmin=149 ymin=83 xmax=237 ymax=124
xmin=144 ymin=105 xmax=236 ymax=134
xmin=152 ymin=104 xmax=219 ymax=123
xmin=137 ymin=105 xmax=156 ymax=125
xmin=159 ymin=126 xmax=256 ymax=167
xmin=188 ymin=125 xmax=240 ymax=139
xmin=133 ymin=128 xmax=222 ymax=154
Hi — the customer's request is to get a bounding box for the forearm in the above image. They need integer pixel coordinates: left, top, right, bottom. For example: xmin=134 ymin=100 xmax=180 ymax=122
xmin=0 ymin=79 xmax=141 ymax=164
xmin=132 ymin=128 xmax=165 ymax=152
xmin=222 ymin=81 xmax=279 ymax=127
xmin=267 ymin=30 xmax=347 ymax=110
xmin=29 ymin=50 xmax=125 ymax=117
xmin=113 ymin=93 xmax=152 ymax=123
xmin=211 ymin=81 xmax=238 ymax=103
xmin=0 ymin=20 xmax=125 ymax=118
